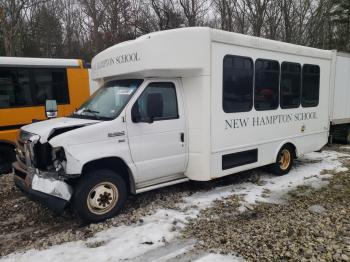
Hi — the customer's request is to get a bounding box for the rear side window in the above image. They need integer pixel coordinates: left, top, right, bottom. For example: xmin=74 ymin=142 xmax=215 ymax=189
xmin=280 ymin=62 xmax=301 ymax=109
xmin=223 ymin=55 xmax=253 ymax=113
xmin=254 ymin=59 xmax=280 ymax=111
xmin=33 ymin=68 xmax=69 ymax=105
xmin=0 ymin=68 xmax=32 ymax=108
xmin=0 ymin=67 xmax=69 ymax=109
xmin=302 ymin=64 xmax=320 ymax=107
xmin=135 ymin=82 xmax=178 ymax=121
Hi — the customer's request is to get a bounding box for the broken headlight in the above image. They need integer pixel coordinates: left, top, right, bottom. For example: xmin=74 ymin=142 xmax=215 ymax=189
xmin=52 ymin=147 xmax=67 ymax=172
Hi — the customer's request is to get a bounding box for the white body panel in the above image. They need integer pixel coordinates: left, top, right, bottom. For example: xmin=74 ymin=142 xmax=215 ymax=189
xmin=48 ymin=117 xmax=137 ymax=177
xmin=125 ymin=79 xmax=188 ymax=186
xmin=88 ymin=69 xmax=101 ymax=94
xmin=210 ymin=41 xmax=331 ymax=179
xmin=331 ymin=53 xmax=350 ymax=124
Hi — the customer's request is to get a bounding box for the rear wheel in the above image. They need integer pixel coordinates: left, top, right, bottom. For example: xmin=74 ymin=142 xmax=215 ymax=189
xmin=346 ymin=128 xmax=350 ymax=144
xmin=73 ymin=169 xmax=128 ymax=223
xmin=271 ymin=145 xmax=294 ymax=176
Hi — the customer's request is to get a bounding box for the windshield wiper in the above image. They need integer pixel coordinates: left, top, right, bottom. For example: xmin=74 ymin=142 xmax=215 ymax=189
xmin=81 ymin=108 xmax=101 ymax=119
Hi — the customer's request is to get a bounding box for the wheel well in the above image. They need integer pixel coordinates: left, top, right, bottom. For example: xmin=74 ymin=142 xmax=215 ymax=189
xmin=0 ymin=142 xmax=16 ymax=162
xmin=81 ymin=157 xmax=136 ymax=194
xmin=283 ymin=143 xmax=297 ymax=159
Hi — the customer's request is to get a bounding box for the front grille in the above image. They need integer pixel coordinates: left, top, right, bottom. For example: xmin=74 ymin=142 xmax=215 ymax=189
xmin=16 ymin=130 xmax=34 ymax=163
xmin=34 ymin=142 xmax=52 ymax=169
xmin=16 ymin=130 xmax=41 ymax=169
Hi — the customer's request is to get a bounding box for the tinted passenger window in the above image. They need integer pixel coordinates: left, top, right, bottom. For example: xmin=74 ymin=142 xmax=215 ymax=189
xmin=280 ymin=62 xmax=301 ymax=109
xmin=223 ymin=55 xmax=253 ymax=113
xmin=33 ymin=68 xmax=69 ymax=105
xmin=0 ymin=68 xmax=32 ymax=108
xmin=254 ymin=59 xmax=280 ymax=111
xmin=302 ymin=64 xmax=320 ymax=107
xmin=136 ymin=82 xmax=178 ymax=121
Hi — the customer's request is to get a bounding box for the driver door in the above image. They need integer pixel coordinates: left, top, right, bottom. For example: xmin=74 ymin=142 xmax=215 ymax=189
xmin=126 ymin=80 xmax=187 ymax=186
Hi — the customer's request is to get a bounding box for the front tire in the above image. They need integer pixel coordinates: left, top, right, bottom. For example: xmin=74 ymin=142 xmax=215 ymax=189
xmin=271 ymin=145 xmax=294 ymax=176
xmin=73 ymin=169 xmax=128 ymax=223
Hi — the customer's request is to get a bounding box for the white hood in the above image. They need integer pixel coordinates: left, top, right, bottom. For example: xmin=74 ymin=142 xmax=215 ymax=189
xmin=21 ymin=117 xmax=100 ymax=143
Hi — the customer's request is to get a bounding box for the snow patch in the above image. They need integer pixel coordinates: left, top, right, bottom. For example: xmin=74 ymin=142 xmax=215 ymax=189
xmin=194 ymin=253 xmax=244 ymax=262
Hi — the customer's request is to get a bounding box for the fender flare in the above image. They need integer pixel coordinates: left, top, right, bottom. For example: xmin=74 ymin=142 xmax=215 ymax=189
xmin=273 ymin=140 xmax=298 ymax=161
xmin=81 ymin=156 xmax=137 ymax=194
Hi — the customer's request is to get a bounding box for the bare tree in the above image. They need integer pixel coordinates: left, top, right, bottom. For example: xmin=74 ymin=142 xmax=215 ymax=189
xmin=244 ymin=0 xmax=270 ymax=37
xmin=102 ymin=0 xmax=134 ymax=45
xmin=212 ymin=0 xmax=249 ymax=33
xmin=0 ymin=0 xmax=34 ymax=55
xmin=278 ymin=0 xmax=298 ymax=43
xmin=212 ymin=0 xmax=233 ymax=31
xmin=150 ymin=0 xmax=183 ymax=30
xmin=79 ymin=0 xmax=105 ymax=54
xmin=264 ymin=0 xmax=282 ymax=40
xmin=331 ymin=0 xmax=350 ymax=51
xmin=179 ymin=0 xmax=209 ymax=26
xmin=2 ymin=0 xmax=350 ymax=59
xmin=23 ymin=2 xmax=63 ymax=57
xmin=231 ymin=0 xmax=250 ymax=34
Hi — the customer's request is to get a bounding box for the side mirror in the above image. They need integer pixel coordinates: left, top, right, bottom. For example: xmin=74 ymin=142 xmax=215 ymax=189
xmin=131 ymin=103 xmax=154 ymax=124
xmin=144 ymin=116 xmax=154 ymax=124
xmin=131 ymin=103 xmax=141 ymax=123
xmin=45 ymin=100 xmax=58 ymax=119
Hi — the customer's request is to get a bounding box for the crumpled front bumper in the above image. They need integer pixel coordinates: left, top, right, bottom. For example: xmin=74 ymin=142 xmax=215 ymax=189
xmin=13 ymin=161 xmax=73 ymax=213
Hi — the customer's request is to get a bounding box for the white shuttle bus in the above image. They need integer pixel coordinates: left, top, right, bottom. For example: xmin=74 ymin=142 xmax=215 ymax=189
xmin=12 ymin=28 xmax=350 ymax=222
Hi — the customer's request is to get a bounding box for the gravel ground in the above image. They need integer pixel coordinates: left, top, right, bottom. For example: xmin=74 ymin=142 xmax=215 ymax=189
xmin=0 ymin=163 xmax=259 ymax=257
xmin=1 ymin=145 xmax=349 ymax=260
xmin=183 ymin=146 xmax=350 ymax=262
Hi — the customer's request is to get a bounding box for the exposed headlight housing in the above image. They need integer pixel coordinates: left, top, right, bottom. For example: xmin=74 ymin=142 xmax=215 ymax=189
xmin=52 ymin=147 xmax=67 ymax=172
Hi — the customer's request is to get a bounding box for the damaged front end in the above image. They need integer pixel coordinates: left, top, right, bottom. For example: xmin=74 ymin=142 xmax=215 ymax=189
xmin=13 ymin=130 xmax=73 ymax=213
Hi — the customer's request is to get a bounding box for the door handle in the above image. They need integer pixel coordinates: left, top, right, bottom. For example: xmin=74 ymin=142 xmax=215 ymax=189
xmin=180 ymin=132 xmax=184 ymax=142
xmin=108 ymin=131 xmax=125 ymax=137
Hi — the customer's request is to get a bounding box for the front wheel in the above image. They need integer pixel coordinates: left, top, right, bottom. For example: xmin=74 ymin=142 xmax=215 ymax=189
xmin=271 ymin=145 xmax=294 ymax=176
xmin=73 ymin=169 xmax=128 ymax=223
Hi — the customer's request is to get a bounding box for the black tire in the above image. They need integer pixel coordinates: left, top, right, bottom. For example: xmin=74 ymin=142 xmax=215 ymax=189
xmin=0 ymin=145 xmax=15 ymax=175
xmin=73 ymin=169 xmax=128 ymax=223
xmin=271 ymin=145 xmax=294 ymax=176
xmin=346 ymin=128 xmax=350 ymax=144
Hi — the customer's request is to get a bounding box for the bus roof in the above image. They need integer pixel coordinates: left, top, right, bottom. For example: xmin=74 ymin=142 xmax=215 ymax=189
xmin=91 ymin=27 xmax=334 ymax=80
xmin=0 ymin=57 xmax=83 ymax=68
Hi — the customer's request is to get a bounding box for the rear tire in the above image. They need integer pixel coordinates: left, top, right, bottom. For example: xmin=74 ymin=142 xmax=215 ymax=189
xmin=271 ymin=145 xmax=294 ymax=176
xmin=346 ymin=128 xmax=350 ymax=144
xmin=73 ymin=169 xmax=128 ymax=223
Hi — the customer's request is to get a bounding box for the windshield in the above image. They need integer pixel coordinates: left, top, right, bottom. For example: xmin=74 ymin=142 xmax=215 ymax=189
xmin=71 ymin=79 xmax=143 ymax=120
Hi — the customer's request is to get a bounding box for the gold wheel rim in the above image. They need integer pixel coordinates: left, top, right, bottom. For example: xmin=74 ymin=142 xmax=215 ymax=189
xmin=279 ymin=149 xmax=291 ymax=170
xmin=87 ymin=182 xmax=119 ymax=215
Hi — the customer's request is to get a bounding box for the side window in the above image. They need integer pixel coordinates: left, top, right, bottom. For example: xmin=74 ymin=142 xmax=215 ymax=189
xmin=135 ymin=82 xmax=178 ymax=121
xmin=254 ymin=59 xmax=280 ymax=111
xmin=223 ymin=55 xmax=253 ymax=113
xmin=280 ymin=62 xmax=301 ymax=109
xmin=33 ymin=68 xmax=69 ymax=105
xmin=302 ymin=64 xmax=320 ymax=107
xmin=0 ymin=68 xmax=32 ymax=108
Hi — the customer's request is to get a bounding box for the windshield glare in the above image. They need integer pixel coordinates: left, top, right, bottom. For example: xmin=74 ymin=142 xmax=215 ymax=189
xmin=74 ymin=79 xmax=143 ymax=120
